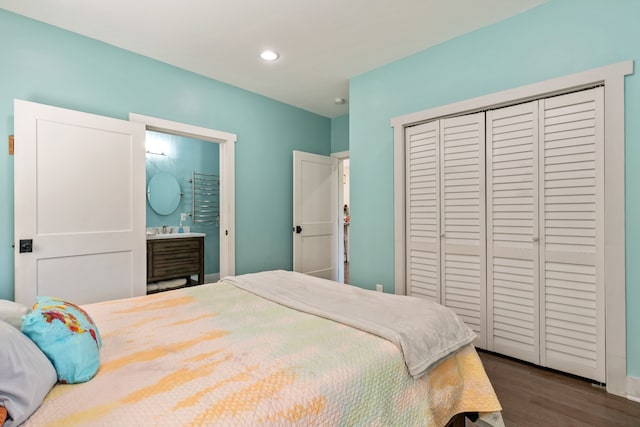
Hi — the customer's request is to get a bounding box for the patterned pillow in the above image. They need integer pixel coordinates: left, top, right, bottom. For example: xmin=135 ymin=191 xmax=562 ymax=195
xmin=22 ymin=297 xmax=102 ymax=384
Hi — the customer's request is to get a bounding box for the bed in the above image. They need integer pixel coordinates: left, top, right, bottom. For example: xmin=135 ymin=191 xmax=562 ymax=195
xmin=16 ymin=270 xmax=503 ymax=426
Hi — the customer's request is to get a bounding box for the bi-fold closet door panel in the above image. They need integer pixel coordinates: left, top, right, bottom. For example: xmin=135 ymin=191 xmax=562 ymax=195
xmin=405 ymin=121 xmax=441 ymax=302
xmin=539 ymin=88 xmax=605 ymax=382
xmin=405 ymin=113 xmax=486 ymax=348
xmin=486 ymin=101 xmax=540 ymax=364
xmin=440 ymin=113 xmax=487 ymax=348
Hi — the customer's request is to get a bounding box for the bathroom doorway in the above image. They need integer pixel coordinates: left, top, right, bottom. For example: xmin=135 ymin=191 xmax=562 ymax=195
xmin=145 ymin=131 xmax=221 ymax=292
xmin=130 ymin=113 xmax=236 ymax=286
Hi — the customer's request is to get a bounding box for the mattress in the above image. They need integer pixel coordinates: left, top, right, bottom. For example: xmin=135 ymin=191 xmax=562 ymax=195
xmin=25 ymin=277 xmax=502 ymax=426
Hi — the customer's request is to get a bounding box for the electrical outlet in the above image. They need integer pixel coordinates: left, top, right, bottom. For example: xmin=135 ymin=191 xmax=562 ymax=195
xmin=180 ymin=213 xmax=187 ymax=222
xmin=376 ymin=284 xmax=383 ymax=292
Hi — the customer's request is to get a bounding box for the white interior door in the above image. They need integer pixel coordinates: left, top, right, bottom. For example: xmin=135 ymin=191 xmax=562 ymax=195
xmin=293 ymin=151 xmax=338 ymax=280
xmin=14 ymin=100 xmax=146 ymax=305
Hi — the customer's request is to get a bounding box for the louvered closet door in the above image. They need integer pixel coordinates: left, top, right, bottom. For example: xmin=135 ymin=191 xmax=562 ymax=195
xmin=486 ymin=101 xmax=540 ymax=363
xmin=440 ymin=113 xmax=486 ymax=348
xmin=539 ymin=87 xmax=605 ymax=382
xmin=405 ymin=122 xmax=441 ymax=302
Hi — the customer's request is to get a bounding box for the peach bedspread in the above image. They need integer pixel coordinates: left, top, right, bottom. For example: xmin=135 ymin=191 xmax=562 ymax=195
xmin=25 ymin=280 xmax=502 ymax=426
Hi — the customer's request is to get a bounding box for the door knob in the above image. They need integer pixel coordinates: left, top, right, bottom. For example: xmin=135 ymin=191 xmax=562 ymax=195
xmin=294 ymin=225 xmax=302 ymax=234
xmin=19 ymin=239 xmax=33 ymax=253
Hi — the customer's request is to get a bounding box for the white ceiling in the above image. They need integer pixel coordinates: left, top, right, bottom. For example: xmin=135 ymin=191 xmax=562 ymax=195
xmin=0 ymin=0 xmax=548 ymax=118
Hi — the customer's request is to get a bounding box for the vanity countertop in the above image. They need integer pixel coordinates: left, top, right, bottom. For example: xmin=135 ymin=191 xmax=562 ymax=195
xmin=146 ymin=232 xmax=206 ymax=240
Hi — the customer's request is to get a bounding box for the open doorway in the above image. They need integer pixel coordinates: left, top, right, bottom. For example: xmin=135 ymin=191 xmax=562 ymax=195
xmin=332 ymin=151 xmax=349 ymax=283
xmin=342 ymin=158 xmax=350 ymax=283
xmin=144 ymin=131 xmax=221 ymax=292
xmin=130 ymin=113 xmax=236 ymax=285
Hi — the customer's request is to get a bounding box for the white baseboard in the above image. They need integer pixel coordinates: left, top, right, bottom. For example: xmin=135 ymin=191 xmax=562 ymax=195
xmin=205 ymin=273 xmax=220 ymax=283
xmin=627 ymin=376 xmax=640 ymax=402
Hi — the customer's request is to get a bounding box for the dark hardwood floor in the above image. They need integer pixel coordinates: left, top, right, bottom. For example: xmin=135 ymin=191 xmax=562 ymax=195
xmin=474 ymin=351 xmax=640 ymax=427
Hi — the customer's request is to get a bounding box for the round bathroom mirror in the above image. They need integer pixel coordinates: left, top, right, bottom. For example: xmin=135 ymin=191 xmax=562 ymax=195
xmin=147 ymin=172 xmax=182 ymax=215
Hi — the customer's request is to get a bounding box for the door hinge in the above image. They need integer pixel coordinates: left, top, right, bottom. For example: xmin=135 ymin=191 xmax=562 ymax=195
xmin=8 ymin=135 xmax=14 ymax=155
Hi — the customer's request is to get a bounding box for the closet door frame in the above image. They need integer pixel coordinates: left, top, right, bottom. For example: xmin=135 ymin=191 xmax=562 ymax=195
xmin=392 ymin=60 xmax=631 ymax=397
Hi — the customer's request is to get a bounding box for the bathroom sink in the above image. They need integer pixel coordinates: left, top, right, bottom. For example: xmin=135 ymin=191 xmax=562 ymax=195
xmin=146 ymin=232 xmax=206 ymax=240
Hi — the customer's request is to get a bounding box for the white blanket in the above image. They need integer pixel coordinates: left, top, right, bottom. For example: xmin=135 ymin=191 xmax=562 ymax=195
xmin=223 ymin=270 xmax=476 ymax=378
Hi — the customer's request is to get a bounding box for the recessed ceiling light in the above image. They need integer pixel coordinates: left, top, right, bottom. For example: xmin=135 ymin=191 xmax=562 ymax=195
xmin=260 ymin=50 xmax=279 ymax=61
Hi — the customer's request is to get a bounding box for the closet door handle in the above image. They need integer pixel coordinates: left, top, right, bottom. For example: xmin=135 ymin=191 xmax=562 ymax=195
xmin=533 ymin=236 xmax=539 ymax=242
xmin=440 ymin=233 xmax=445 ymax=238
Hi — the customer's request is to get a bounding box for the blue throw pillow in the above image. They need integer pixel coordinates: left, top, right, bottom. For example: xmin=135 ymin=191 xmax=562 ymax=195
xmin=22 ymin=297 xmax=102 ymax=384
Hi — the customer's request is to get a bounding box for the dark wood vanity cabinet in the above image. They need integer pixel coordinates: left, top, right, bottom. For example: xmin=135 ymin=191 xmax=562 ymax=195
xmin=147 ymin=237 xmax=204 ymax=289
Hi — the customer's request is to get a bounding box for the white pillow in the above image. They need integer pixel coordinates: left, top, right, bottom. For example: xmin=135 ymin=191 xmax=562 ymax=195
xmin=0 ymin=320 xmax=57 ymax=426
xmin=0 ymin=300 xmax=29 ymax=329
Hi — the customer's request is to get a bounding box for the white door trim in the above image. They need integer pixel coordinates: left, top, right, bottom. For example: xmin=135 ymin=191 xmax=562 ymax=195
xmin=129 ymin=113 xmax=236 ymax=277
xmin=391 ymin=60 xmax=633 ymax=397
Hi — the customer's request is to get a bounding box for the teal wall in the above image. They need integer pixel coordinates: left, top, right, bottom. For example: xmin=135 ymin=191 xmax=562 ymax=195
xmin=0 ymin=10 xmax=331 ymax=300
xmin=331 ymin=114 xmax=349 ymax=153
xmin=145 ymin=131 xmax=220 ymax=275
xmin=349 ymin=0 xmax=640 ymax=376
